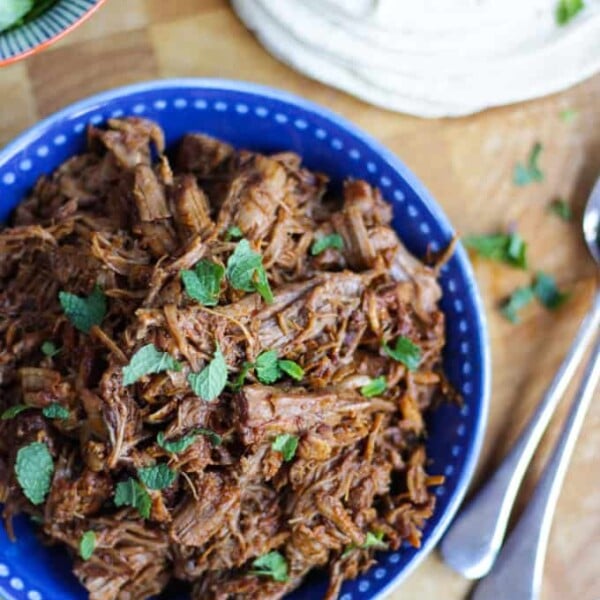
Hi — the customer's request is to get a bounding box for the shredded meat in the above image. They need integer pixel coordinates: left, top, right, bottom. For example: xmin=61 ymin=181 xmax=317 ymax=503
xmin=0 ymin=118 xmax=452 ymax=600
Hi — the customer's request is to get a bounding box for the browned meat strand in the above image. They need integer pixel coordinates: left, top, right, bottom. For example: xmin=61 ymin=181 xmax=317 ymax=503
xmin=0 ymin=117 xmax=451 ymax=600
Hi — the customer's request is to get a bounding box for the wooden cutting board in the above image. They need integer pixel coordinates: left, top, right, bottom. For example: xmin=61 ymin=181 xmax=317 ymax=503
xmin=0 ymin=1 xmax=598 ymax=599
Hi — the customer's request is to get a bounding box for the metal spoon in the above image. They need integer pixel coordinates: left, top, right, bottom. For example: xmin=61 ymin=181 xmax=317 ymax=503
xmin=440 ymin=176 xmax=600 ymax=583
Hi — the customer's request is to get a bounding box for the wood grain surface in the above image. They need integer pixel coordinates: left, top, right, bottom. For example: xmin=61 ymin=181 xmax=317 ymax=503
xmin=1 ymin=1 xmax=599 ymax=599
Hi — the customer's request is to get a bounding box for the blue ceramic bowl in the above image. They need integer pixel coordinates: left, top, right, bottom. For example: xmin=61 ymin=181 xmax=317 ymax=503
xmin=0 ymin=80 xmax=490 ymax=600
xmin=0 ymin=0 xmax=106 ymax=67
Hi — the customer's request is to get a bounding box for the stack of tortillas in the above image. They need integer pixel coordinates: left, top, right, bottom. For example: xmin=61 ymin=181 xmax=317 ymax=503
xmin=232 ymin=0 xmax=600 ymax=117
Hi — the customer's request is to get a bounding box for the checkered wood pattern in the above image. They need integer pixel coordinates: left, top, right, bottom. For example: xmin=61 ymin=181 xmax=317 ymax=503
xmin=0 ymin=2 xmax=599 ymax=599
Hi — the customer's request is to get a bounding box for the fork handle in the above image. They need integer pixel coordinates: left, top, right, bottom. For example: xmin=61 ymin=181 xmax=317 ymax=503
xmin=440 ymin=290 xmax=600 ymax=578
xmin=472 ymin=333 xmax=600 ymax=600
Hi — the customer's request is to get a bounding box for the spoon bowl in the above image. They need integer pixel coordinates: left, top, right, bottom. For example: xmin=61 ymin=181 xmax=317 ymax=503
xmin=583 ymin=177 xmax=600 ymax=265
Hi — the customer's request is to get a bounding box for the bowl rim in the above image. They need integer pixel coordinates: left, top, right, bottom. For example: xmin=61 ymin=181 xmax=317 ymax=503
xmin=0 ymin=0 xmax=108 ymax=68
xmin=0 ymin=78 xmax=491 ymax=600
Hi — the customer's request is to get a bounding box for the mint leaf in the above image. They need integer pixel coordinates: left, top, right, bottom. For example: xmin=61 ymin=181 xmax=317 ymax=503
xmin=361 ymin=376 xmax=387 ymax=398
xmin=114 ymin=478 xmax=151 ymax=518
xmin=556 ymin=0 xmax=584 ymax=25
xmin=79 ymin=531 xmax=96 ymax=560
xmin=226 ymin=239 xmax=273 ymax=304
xmin=255 ymin=350 xmax=281 ymax=384
xmin=559 ymin=108 xmax=578 ymax=123
xmin=501 ymin=286 xmax=535 ymax=323
xmin=42 ymin=403 xmax=69 ymax=420
xmin=383 ymin=337 xmax=422 ymax=371
xmin=271 ymin=434 xmax=298 ymax=462
xmin=226 ymin=239 xmax=262 ymax=292
xmin=533 ymin=272 xmax=570 ymax=310
xmin=137 ymin=463 xmax=177 ymax=490
xmin=506 ymin=233 xmax=527 ymax=269
xmin=181 ymin=259 xmax=224 ymax=306
xmin=234 ymin=353 xmax=303 ymax=387
xmin=192 ymin=428 xmax=223 ymax=447
xmin=1 ymin=404 xmax=31 ymax=419
xmin=311 ymin=233 xmax=344 ymax=256
xmin=254 ymin=265 xmax=274 ymax=304
xmin=157 ymin=431 xmax=196 ymax=454
xmin=59 ymin=285 xmax=106 ymax=334
xmin=230 ymin=361 xmax=253 ymax=391
xmin=0 ymin=0 xmax=33 ymax=32
xmin=157 ymin=428 xmax=222 ymax=454
xmin=343 ymin=530 xmax=387 ymax=558
xmin=188 ymin=345 xmax=228 ymax=401
xmin=363 ymin=530 xmax=387 ymax=549
xmin=15 ymin=442 xmax=53 ymax=505
xmin=464 ymin=234 xmax=508 ymax=260
xmin=225 ymin=225 xmax=243 ymax=241
xmin=250 ymin=551 xmax=289 ymax=582
xmin=256 ymin=353 xmax=304 ymax=383
xmin=278 ymin=359 xmax=304 ymax=381
xmin=463 ymin=232 xmax=528 ymax=269
xmin=549 ymin=199 xmax=572 ymax=221
xmin=41 ymin=341 xmax=60 ymax=357
xmin=3 ymin=403 xmax=70 ymax=421
xmin=513 ymin=142 xmax=544 ymax=186
xmin=122 ymin=344 xmax=181 ymax=386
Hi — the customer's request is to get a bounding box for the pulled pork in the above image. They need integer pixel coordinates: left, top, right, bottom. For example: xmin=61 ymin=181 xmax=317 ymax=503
xmin=0 ymin=118 xmax=450 ymax=600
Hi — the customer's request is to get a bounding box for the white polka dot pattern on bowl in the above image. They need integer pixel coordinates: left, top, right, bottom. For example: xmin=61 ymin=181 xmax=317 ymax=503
xmin=2 ymin=172 xmax=15 ymax=185
xmin=10 ymin=577 xmax=24 ymax=590
xmin=0 ymin=562 xmax=44 ymax=599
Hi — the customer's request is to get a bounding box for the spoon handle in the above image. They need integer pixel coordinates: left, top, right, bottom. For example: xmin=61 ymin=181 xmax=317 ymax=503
xmin=440 ymin=290 xmax=600 ymax=578
xmin=472 ymin=332 xmax=600 ymax=600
